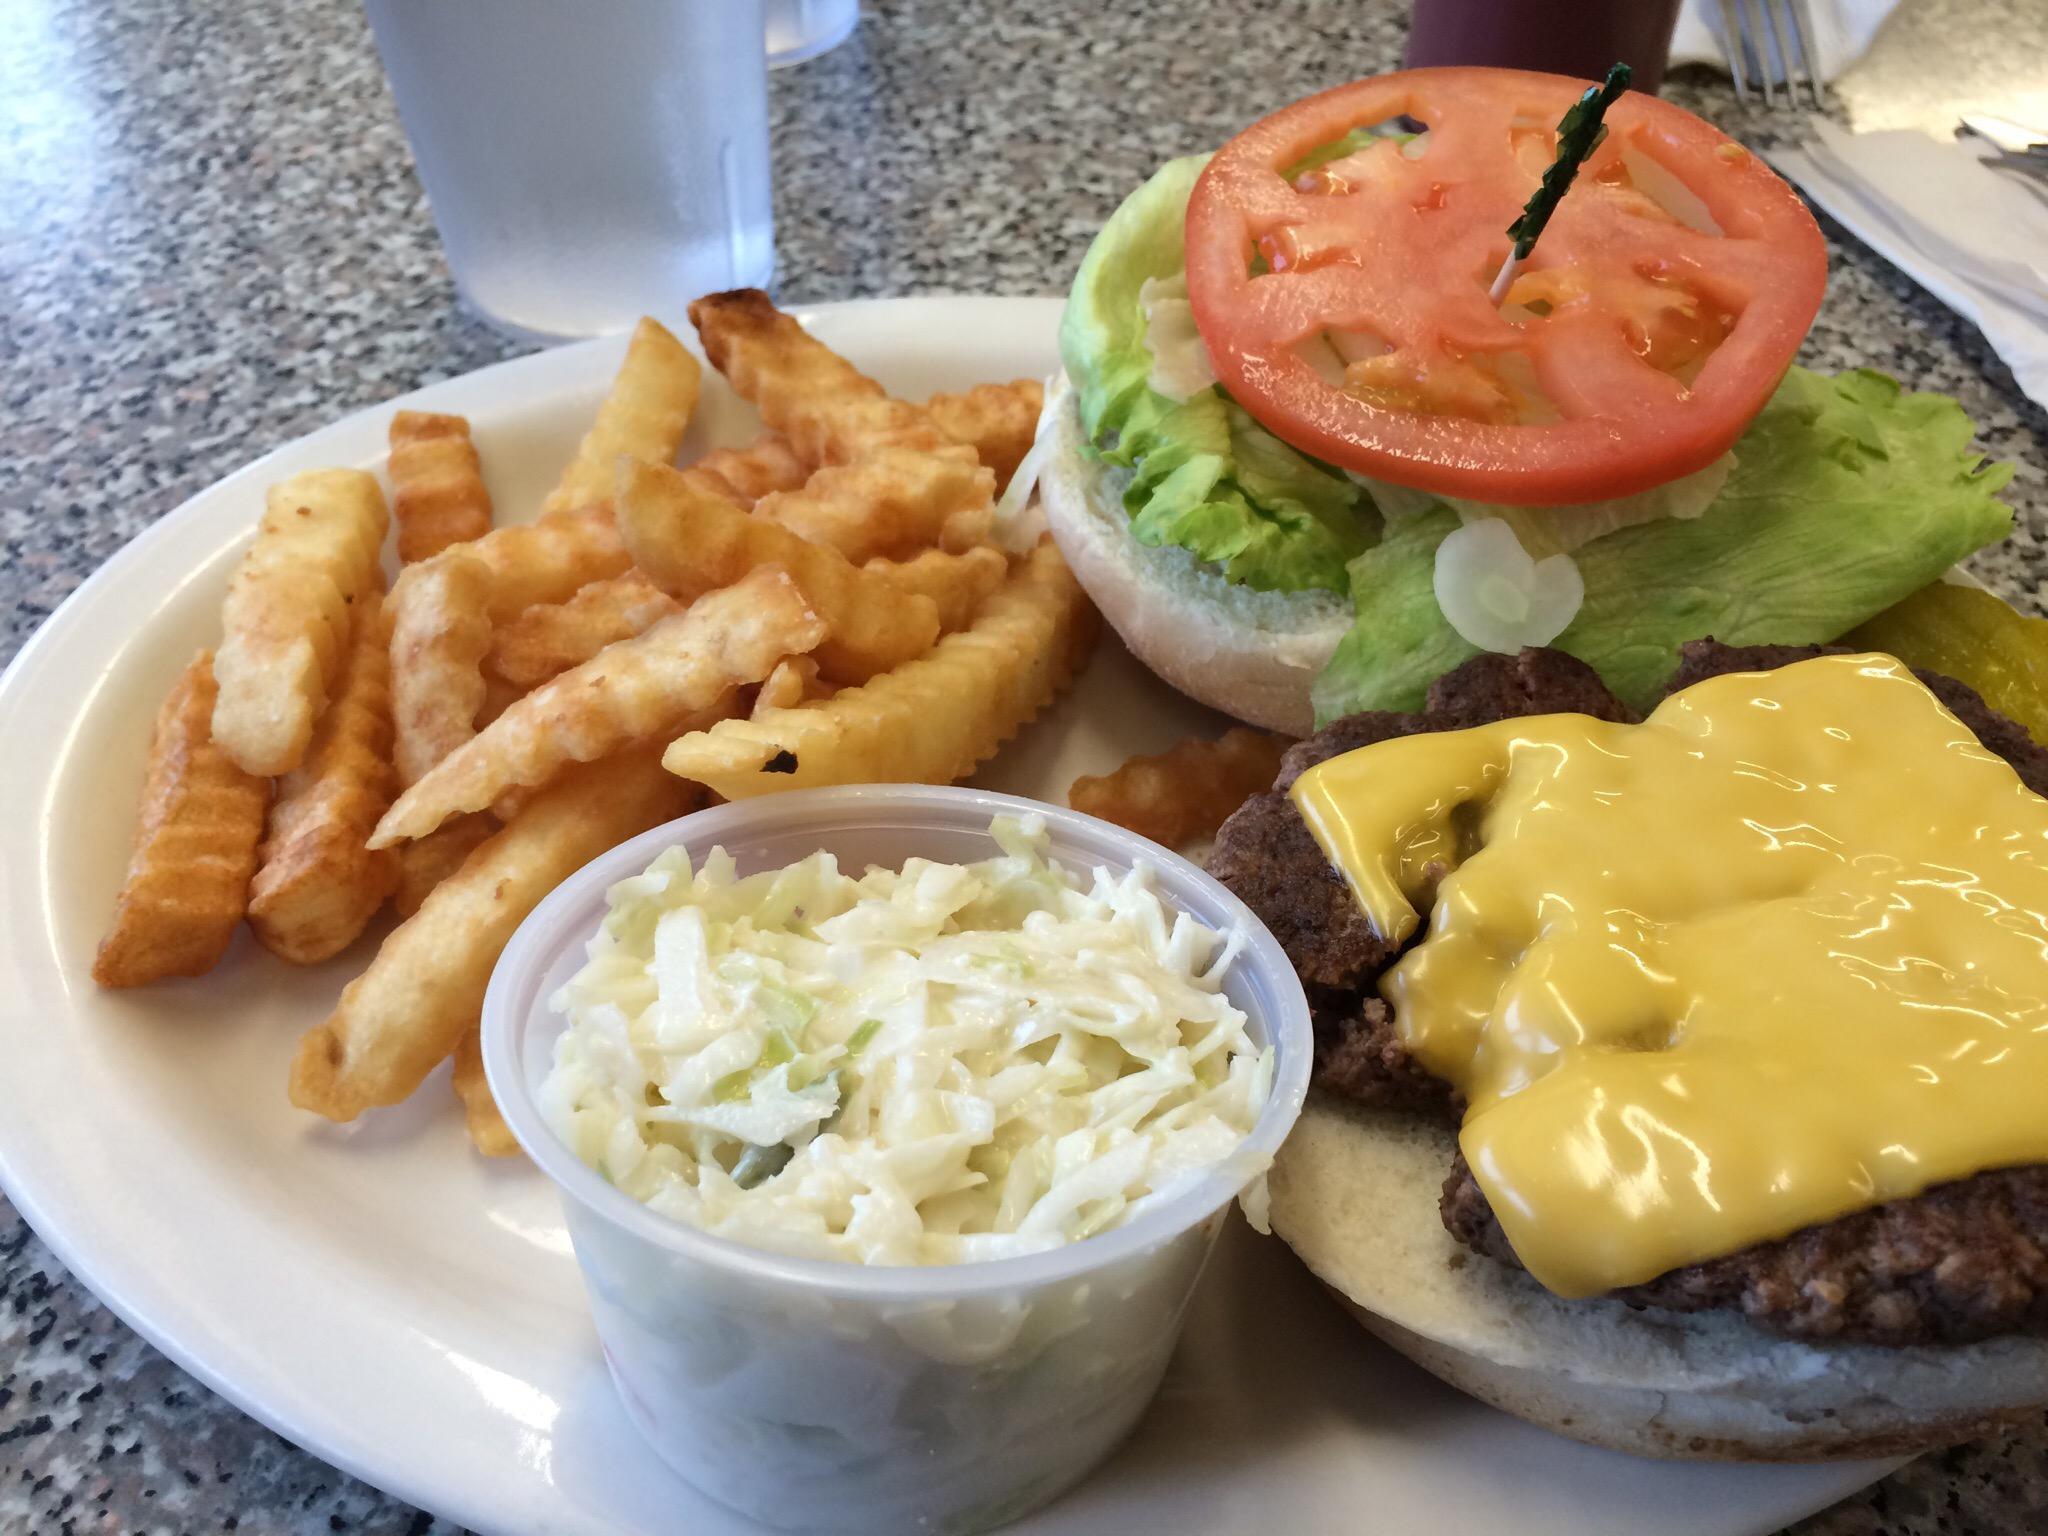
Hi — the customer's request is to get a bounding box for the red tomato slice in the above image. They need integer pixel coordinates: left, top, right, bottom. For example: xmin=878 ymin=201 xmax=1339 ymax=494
xmin=1184 ymin=67 xmax=1828 ymax=506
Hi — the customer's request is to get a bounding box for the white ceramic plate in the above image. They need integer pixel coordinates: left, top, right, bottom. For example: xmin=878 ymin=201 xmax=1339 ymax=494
xmin=0 ymin=298 xmax=1899 ymax=1536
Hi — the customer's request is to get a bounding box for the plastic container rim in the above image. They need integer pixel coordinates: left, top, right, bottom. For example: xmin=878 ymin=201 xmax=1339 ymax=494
xmin=481 ymin=782 xmax=1313 ymax=1301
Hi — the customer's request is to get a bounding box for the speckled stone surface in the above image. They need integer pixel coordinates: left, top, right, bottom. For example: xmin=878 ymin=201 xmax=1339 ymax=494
xmin=2 ymin=1 xmax=2045 ymax=1532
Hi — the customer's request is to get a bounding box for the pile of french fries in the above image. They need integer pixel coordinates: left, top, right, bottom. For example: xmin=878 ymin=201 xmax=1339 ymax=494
xmin=93 ymin=295 xmax=1096 ymax=1157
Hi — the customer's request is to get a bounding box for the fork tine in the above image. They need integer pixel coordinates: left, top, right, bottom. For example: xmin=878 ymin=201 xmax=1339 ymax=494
xmin=1785 ymin=0 xmax=1826 ymax=110
xmin=1717 ymin=0 xmax=1753 ymax=102
xmin=1762 ymin=0 xmax=1801 ymax=111
xmin=1741 ymin=0 xmax=1779 ymax=109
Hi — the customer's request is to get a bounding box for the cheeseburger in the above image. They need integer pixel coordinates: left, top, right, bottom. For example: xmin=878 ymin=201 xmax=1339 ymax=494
xmin=1036 ymin=65 xmax=2047 ymax=1460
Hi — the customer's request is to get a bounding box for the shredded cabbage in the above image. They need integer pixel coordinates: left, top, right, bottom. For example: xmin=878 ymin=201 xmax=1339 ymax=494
xmin=540 ymin=815 xmax=1274 ymax=1266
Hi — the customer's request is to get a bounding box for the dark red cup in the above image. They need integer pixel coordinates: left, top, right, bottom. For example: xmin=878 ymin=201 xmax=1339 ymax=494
xmin=1403 ymin=0 xmax=1684 ymax=92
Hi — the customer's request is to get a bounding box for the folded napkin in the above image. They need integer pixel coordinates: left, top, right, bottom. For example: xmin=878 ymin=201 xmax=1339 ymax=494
xmin=1671 ymin=0 xmax=1899 ymax=84
xmin=1768 ymin=119 xmax=2048 ymax=408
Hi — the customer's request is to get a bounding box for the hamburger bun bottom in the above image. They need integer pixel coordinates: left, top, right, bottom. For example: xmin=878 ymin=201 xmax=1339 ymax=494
xmin=1037 ymin=385 xmax=1349 ymax=737
xmin=1268 ymin=1095 xmax=2048 ymax=1461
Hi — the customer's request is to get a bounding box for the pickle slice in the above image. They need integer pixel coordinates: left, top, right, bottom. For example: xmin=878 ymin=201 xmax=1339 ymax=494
xmin=1846 ymin=582 xmax=2048 ymax=746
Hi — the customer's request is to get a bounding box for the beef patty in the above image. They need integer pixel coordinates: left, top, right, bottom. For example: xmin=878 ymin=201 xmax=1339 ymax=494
xmin=1209 ymin=639 xmax=2048 ymax=1345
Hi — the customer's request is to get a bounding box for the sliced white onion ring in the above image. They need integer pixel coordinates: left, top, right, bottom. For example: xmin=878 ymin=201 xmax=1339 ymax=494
xmin=990 ymin=371 xmax=1065 ymax=551
xmin=1432 ymin=518 xmax=1585 ymax=654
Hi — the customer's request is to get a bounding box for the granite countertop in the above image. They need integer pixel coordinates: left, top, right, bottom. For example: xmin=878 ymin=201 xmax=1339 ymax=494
xmin=3 ymin=1 xmax=2045 ymax=1531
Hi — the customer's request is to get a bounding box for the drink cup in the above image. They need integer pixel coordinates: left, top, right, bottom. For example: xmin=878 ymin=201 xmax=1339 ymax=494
xmin=364 ymin=0 xmax=775 ymax=342
xmin=1404 ymin=0 xmax=1685 ymax=92
xmin=767 ymin=0 xmax=859 ymax=67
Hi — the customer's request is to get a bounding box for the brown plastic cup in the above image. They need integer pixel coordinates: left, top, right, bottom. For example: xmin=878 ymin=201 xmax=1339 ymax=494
xmin=1403 ymin=0 xmax=1684 ymax=93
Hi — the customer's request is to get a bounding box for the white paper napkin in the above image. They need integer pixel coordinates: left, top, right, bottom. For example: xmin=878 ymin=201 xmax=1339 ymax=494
xmin=1767 ymin=119 xmax=2048 ymax=408
xmin=1671 ymin=0 xmax=1900 ymax=83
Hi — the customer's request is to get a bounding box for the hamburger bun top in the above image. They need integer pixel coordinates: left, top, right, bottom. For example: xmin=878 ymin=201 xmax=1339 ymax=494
xmin=1038 ymin=385 xmax=1348 ymax=737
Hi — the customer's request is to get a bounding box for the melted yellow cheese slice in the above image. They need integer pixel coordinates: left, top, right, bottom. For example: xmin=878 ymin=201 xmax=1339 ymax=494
xmin=1291 ymin=654 xmax=2048 ymax=1297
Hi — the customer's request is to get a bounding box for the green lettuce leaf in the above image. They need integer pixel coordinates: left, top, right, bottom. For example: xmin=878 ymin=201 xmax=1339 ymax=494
xmin=1312 ymin=506 xmax=1482 ymax=724
xmin=1312 ymin=367 xmax=2015 ymax=722
xmin=1060 ymin=156 xmax=1372 ymax=593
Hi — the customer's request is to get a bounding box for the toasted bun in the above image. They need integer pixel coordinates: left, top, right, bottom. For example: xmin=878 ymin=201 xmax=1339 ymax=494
xmin=1269 ymin=1095 xmax=2048 ymax=1461
xmin=1038 ymin=386 xmax=1348 ymax=736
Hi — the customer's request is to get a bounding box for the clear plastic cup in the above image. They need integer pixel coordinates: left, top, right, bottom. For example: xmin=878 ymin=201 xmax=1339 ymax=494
xmin=363 ymin=0 xmax=775 ymax=343
xmin=482 ymin=785 xmax=1311 ymax=1535
xmin=766 ymin=0 xmax=859 ymax=67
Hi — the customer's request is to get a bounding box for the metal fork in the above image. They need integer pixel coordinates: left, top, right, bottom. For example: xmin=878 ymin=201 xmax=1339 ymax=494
xmin=1955 ymin=114 xmax=2048 ymax=208
xmin=1959 ymin=115 xmax=2048 ymax=169
xmin=1716 ymin=0 xmax=1825 ymax=111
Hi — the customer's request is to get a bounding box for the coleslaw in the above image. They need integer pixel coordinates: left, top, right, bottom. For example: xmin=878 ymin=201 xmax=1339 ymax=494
xmin=539 ymin=814 xmax=1274 ymax=1266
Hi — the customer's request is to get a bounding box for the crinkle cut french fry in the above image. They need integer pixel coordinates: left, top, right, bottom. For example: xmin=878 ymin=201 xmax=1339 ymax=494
xmin=389 ymin=549 xmax=493 ymax=787
xmin=617 ymin=457 xmax=939 ymax=685
xmin=689 ymin=289 xmax=947 ymax=467
xmin=1068 ymin=727 xmax=1293 ymax=852
xmin=213 ymin=469 xmax=390 ymax=776
xmin=451 ymin=505 xmax=632 ymax=623
xmin=290 ymin=750 xmax=700 ymax=1120
xmin=866 ymin=546 xmax=1009 ymax=634
xmin=249 ymin=589 xmax=401 ymax=964
xmin=489 ymin=782 xmax=542 ymax=826
xmin=389 ymin=507 xmax=631 ymax=783
xmin=754 ymin=445 xmax=995 ymax=565
xmin=389 ymin=411 xmax=494 ymax=563
xmin=484 ymin=571 xmax=681 ymax=690
xmin=372 ymin=567 xmax=821 ymax=846
xmin=662 ymin=539 xmax=1097 ymax=798
xmin=453 ymin=1026 xmax=520 ymax=1157
xmin=478 ymin=670 xmax=525 ymax=727
xmin=543 ymin=318 xmax=702 ymax=516
xmin=392 ymin=813 xmax=498 ymax=919
xmin=924 ymin=380 xmax=1045 ymax=486
xmin=683 ymin=434 xmax=808 ymax=507
xmin=752 ymin=655 xmax=826 ymax=717
xmin=94 ymin=651 xmax=270 ymax=987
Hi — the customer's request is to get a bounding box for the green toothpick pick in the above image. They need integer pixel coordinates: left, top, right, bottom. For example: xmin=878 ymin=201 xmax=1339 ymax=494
xmin=1490 ymin=62 xmax=1633 ymax=304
